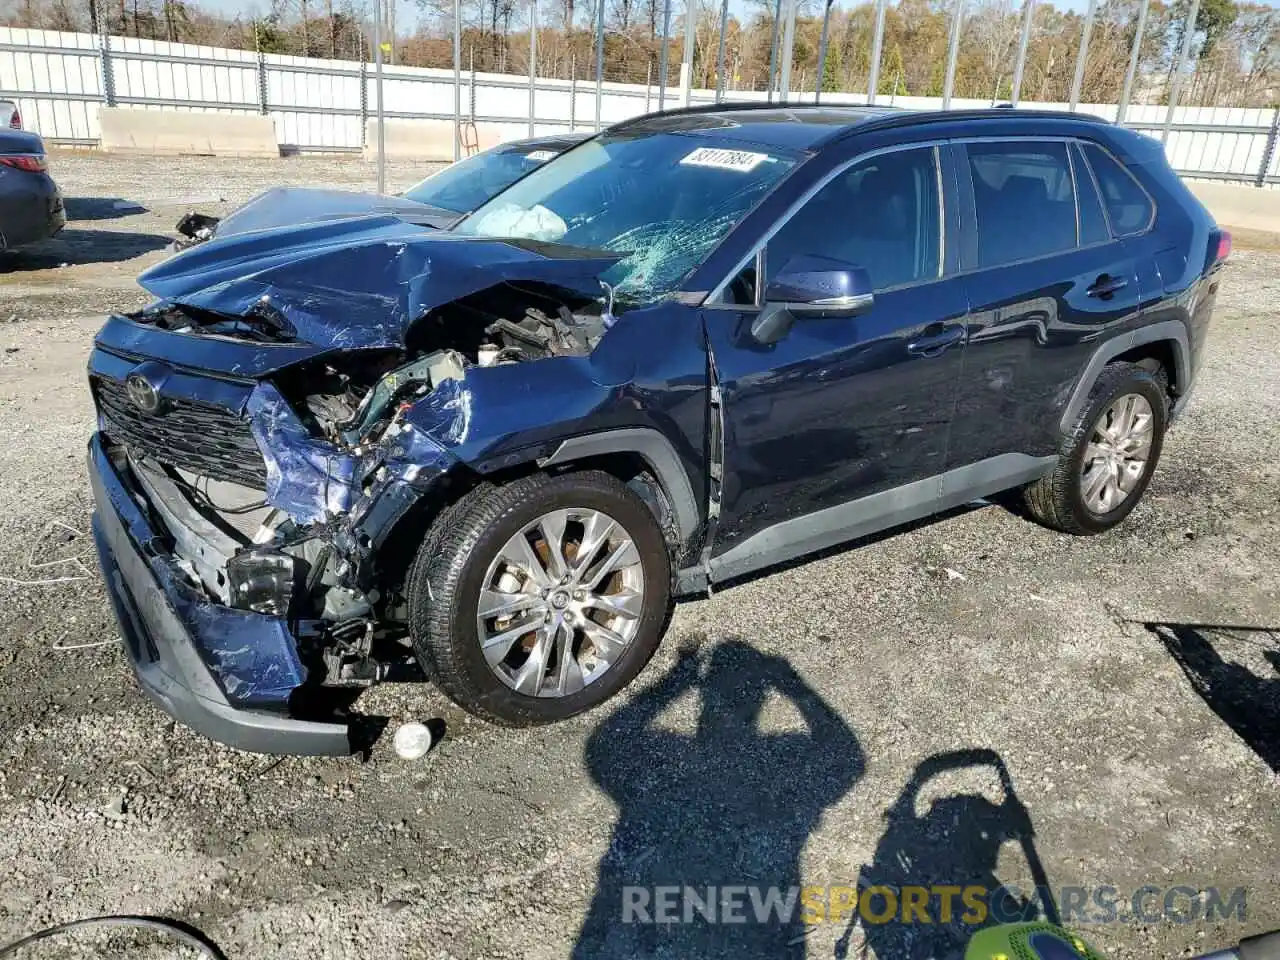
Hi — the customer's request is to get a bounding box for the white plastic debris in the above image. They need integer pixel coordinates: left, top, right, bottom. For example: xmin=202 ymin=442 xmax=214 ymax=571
xmin=393 ymin=722 xmax=435 ymax=760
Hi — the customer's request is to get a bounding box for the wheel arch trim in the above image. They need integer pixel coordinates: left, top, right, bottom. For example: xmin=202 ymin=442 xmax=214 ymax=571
xmin=538 ymin=428 xmax=701 ymax=544
xmin=1060 ymin=320 xmax=1190 ymax=434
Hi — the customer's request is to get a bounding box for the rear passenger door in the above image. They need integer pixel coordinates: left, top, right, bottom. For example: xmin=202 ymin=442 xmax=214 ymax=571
xmin=947 ymin=138 xmax=1144 ymax=470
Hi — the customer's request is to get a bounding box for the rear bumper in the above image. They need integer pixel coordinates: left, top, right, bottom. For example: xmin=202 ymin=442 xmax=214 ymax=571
xmin=89 ymin=433 xmax=351 ymax=756
xmin=0 ymin=173 xmax=64 ymax=248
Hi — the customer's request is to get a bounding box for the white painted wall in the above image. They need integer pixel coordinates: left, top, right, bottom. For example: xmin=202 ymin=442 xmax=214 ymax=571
xmin=2 ymin=25 xmax=1277 ymax=183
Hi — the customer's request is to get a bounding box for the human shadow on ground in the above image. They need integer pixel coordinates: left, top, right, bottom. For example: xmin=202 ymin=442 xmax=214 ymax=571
xmin=1148 ymin=621 xmax=1280 ymax=774
xmin=573 ymin=638 xmax=866 ymax=959
xmin=835 ymin=748 xmax=1060 ymax=960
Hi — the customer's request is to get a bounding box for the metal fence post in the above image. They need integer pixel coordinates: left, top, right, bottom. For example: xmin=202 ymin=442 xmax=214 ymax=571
xmin=942 ymin=0 xmax=963 ymax=109
xmin=570 ymin=55 xmax=577 ymax=129
xmin=715 ymin=0 xmax=730 ymax=102
xmin=814 ymin=0 xmax=833 ymax=103
xmin=453 ymin=0 xmax=462 ymax=159
xmin=1116 ymin=0 xmax=1149 ymax=125
xmin=1162 ymin=0 xmax=1200 ymax=144
xmin=645 ymin=60 xmax=652 ymax=112
xmin=658 ymin=0 xmax=672 ymax=110
xmin=1010 ymin=0 xmax=1034 ymax=107
xmin=256 ymin=50 xmax=269 ymax=114
xmin=359 ymin=56 xmax=368 ymax=147
xmin=527 ymin=0 xmax=537 ymax=137
xmin=96 ymin=5 xmax=116 ymax=108
xmin=766 ymin=0 xmax=782 ymax=101
xmin=373 ymin=0 xmax=385 ymax=192
xmin=1068 ymin=0 xmax=1096 ymax=111
xmin=866 ymin=0 xmax=886 ymax=105
xmin=1256 ymin=109 xmax=1280 ymax=187
xmin=594 ymin=0 xmax=604 ymax=130
xmin=681 ymin=0 xmax=697 ymax=105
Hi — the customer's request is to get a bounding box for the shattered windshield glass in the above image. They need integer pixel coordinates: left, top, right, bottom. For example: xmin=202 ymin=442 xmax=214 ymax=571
xmin=403 ymin=147 xmax=551 ymax=214
xmin=452 ymin=132 xmax=799 ymax=305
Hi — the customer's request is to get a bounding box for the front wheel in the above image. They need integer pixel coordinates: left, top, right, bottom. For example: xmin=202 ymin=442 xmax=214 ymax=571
xmin=407 ymin=471 xmax=673 ymax=726
xmin=1023 ymin=361 xmax=1168 ymax=535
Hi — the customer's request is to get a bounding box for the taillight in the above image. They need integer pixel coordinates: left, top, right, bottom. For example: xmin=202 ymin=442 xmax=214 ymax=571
xmin=0 ymin=154 xmax=46 ymax=173
xmin=1216 ymin=230 xmax=1232 ymax=262
xmin=8 ymin=109 xmax=19 ymax=129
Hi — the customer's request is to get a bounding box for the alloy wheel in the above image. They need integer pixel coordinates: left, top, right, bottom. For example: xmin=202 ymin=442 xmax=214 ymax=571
xmin=476 ymin=508 xmax=645 ymax=698
xmin=1080 ymin=393 xmax=1155 ymax=515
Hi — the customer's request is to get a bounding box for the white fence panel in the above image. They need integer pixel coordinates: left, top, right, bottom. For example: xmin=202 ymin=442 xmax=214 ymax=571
xmin=3 ymin=26 xmax=1279 ymax=184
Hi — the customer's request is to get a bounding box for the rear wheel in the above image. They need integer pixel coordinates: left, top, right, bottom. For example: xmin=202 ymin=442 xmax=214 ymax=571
xmin=407 ymin=471 xmax=672 ymax=725
xmin=1024 ymin=362 xmax=1167 ymax=535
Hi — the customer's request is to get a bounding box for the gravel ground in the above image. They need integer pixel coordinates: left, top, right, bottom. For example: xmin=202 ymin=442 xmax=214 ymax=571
xmin=0 ymin=153 xmax=1276 ymax=960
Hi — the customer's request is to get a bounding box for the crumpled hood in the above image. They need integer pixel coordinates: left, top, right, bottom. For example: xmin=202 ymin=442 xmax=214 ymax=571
xmin=135 ymin=216 xmax=622 ymax=352
xmin=211 ymin=186 xmax=457 ymax=240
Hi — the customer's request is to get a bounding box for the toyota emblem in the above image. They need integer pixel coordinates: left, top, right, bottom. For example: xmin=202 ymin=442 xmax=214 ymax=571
xmin=125 ymin=372 xmax=162 ymax=415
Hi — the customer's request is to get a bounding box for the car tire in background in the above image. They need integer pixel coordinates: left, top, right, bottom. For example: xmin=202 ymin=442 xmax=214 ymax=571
xmin=1024 ymin=361 xmax=1169 ymax=535
xmin=407 ymin=470 xmax=672 ymax=725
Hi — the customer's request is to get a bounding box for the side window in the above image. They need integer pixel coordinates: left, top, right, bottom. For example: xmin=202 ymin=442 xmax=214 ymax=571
xmin=1072 ymin=143 xmax=1111 ymax=246
xmin=719 ymin=147 xmax=942 ymax=305
xmin=1081 ymin=142 xmax=1155 ymax=236
xmin=967 ymin=140 xmax=1077 ymax=268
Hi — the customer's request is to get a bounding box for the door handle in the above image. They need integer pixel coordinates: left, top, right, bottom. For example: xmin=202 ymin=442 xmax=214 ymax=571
xmin=907 ymin=324 xmax=966 ymax=357
xmin=1087 ymin=274 xmax=1129 ymax=298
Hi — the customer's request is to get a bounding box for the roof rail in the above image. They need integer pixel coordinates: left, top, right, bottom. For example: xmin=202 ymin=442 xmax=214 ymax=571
xmin=605 ymin=100 xmax=876 ymax=133
xmin=834 ymin=106 xmax=1113 ymax=141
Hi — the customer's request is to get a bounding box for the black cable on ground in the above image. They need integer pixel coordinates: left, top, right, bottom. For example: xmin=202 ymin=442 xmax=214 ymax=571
xmin=0 ymin=915 xmax=229 ymax=959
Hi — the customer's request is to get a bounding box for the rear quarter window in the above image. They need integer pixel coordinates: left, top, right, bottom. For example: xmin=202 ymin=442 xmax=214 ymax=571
xmin=1081 ymin=142 xmax=1155 ymax=237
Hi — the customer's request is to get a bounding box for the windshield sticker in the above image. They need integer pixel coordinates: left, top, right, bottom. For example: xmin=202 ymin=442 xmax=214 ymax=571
xmin=679 ymin=147 xmax=771 ymax=172
xmin=524 ymin=149 xmax=558 ymax=162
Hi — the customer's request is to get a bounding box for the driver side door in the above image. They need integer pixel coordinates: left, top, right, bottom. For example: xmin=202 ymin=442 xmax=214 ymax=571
xmin=703 ymin=143 xmax=970 ymax=581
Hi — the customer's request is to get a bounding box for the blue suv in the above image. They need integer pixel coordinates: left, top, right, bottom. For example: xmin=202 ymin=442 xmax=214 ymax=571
xmin=87 ymin=105 xmax=1228 ymax=754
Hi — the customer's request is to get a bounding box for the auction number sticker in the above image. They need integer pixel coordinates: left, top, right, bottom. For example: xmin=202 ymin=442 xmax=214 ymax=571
xmin=679 ymin=147 xmax=771 ymax=172
xmin=524 ymin=149 xmax=558 ymax=162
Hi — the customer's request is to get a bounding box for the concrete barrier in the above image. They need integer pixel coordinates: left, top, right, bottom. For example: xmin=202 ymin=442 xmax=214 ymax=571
xmin=1188 ymin=181 xmax=1280 ymax=234
xmin=361 ymin=118 xmax=509 ymax=161
xmin=98 ymin=107 xmax=278 ymax=158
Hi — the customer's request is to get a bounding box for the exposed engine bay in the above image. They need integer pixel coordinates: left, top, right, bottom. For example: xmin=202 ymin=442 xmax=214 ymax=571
xmin=289 ymin=281 xmax=614 ymax=444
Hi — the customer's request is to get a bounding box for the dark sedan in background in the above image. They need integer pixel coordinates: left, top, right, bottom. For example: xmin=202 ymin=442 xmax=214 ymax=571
xmin=0 ymin=128 xmax=64 ymax=252
xmin=176 ymin=131 xmax=588 ymax=246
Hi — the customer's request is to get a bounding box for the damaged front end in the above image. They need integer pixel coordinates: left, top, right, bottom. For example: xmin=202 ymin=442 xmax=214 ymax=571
xmin=88 ymin=221 xmax=624 ymax=754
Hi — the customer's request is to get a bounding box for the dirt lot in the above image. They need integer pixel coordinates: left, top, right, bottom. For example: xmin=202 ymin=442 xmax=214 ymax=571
xmin=0 ymin=152 xmax=1276 ymax=960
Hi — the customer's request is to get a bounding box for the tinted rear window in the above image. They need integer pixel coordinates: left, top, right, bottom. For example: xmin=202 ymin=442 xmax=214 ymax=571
xmin=1081 ymin=142 xmax=1155 ymax=236
xmin=967 ymin=141 xmax=1077 ymax=268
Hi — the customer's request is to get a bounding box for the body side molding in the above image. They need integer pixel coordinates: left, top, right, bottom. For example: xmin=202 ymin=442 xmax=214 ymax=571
xmin=708 ymin=453 xmax=1056 ymax=584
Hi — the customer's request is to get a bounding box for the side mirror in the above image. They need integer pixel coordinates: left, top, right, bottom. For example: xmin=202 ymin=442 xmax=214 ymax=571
xmin=751 ymin=255 xmax=875 ymax=344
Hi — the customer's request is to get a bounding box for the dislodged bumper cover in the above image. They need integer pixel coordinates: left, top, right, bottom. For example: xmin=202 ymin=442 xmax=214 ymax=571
xmin=88 ymin=434 xmax=351 ymax=755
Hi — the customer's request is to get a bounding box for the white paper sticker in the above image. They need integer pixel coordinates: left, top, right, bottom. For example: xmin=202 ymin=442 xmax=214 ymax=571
xmin=524 ymin=149 xmax=557 ymax=162
xmin=679 ymin=147 xmax=770 ymax=172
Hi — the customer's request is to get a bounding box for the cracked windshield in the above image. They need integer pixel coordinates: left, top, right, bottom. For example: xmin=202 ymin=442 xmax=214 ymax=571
xmin=452 ymin=132 xmax=799 ymax=305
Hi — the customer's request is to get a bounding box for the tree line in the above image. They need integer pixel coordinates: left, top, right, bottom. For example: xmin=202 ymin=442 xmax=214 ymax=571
xmin=2 ymin=0 xmax=1276 ymax=106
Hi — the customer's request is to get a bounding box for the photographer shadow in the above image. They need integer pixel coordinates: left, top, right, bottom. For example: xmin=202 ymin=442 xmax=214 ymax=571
xmin=573 ymin=638 xmax=865 ymax=959
xmin=836 ymin=749 xmax=1059 ymax=960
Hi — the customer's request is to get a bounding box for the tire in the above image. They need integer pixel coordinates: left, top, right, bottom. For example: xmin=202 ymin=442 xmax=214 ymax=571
xmin=1023 ymin=361 xmax=1168 ymax=535
xmin=406 ymin=470 xmax=673 ymax=726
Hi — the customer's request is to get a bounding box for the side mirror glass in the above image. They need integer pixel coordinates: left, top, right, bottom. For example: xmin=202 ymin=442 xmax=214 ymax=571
xmin=751 ymin=255 xmax=875 ymax=344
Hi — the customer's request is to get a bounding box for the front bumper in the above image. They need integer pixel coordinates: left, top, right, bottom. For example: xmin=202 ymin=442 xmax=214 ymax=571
xmin=88 ymin=433 xmax=351 ymax=756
